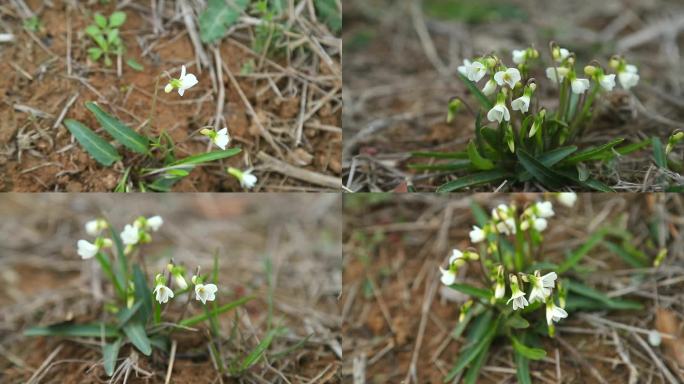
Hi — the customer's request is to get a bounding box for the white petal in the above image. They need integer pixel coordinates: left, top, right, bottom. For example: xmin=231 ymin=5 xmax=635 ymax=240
xmin=147 ymin=216 xmax=163 ymax=231
xmin=487 ymin=105 xmax=503 ymax=123
xmin=242 ymin=173 xmax=257 ymax=189
xmin=449 ymin=249 xmax=463 ymax=264
xmin=180 ymin=65 xmax=186 ymax=79
xmin=493 ymin=71 xmax=506 ymax=86
xmin=440 ymin=268 xmax=456 ymax=285
xmin=85 ymin=220 xmax=99 ymax=236
xmin=215 ymin=134 xmax=229 ymax=150
xmin=178 ymin=88 xmax=185 ymax=97
xmin=180 ymin=73 xmax=198 ymax=90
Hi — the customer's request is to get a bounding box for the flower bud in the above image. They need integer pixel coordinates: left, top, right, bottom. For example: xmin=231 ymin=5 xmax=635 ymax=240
xmin=584 ymin=65 xmax=597 ymax=76
xmin=447 ymin=98 xmax=462 ymax=123
xmin=609 ymin=56 xmax=621 ymax=70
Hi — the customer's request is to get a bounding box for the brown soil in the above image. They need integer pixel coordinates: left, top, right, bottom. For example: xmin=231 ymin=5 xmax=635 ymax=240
xmin=0 ymin=195 xmax=342 ymax=383
xmin=341 ymin=193 xmax=684 ymax=383
xmin=0 ymin=0 xmax=342 ymax=191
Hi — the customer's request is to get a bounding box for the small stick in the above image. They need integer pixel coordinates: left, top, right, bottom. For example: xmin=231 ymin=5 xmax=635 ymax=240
xmin=212 ymin=47 xmax=225 ymax=132
xmin=66 ymin=10 xmax=72 ymax=76
xmin=257 ymin=151 xmax=341 ymax=189
xmin=53 ymin=92 xmax=79 ymax=129
xmin=163 ymin=340 xmax=177 ymax=384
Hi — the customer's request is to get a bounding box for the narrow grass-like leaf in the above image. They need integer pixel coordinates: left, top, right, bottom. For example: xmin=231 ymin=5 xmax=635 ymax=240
xmin=103 ymin=337 xmax=122 ymax=376
xmin=238 ymin=327 xmax=285 ymax=371
xmin=518 ymin=146 xmax=577 ymax=182
xmin=25 ymin=323 xmax=119 ymax=338
xmin=168 ymin=148 xmax=242 ymax=167
xmin=470 ymin=201 xmax=488 ymax=227
xmin=562 ymin=138 xmax=624 ymax=165
xmin=85 ymin=102 xmax=149 ymax=154
xmin=411 ymin=150 xmax=469 ymax=159
xmin=437 ymin=170 xmax=510 ymax=192
xmin=448 ymin=283 xmax=492 ymax=300
xmin=408 ymin=160 xmax=472 ymax=172
xmin=445 ymin=313 xmax=499 ymax=381
xmin=514 ymin=348 xmax=532 ymax=384
xmin=457 ymin=73 xmax=493 ymax=109
xmin=122 ymin=322 xmax=152 ymax=356
xmin=602 ymin=241 xmax=648 ymax=268
xmin=652 ymin=137 xmax=667 ymax=168
xmin=116 ymin=301 xmax=142 ymax=327
xmin=510 ymin=335 xmax=546 ymax=360
xmin=180 ymin=296 xmax=255 ymax=327
xmin=132 ymin=266 xmax=152 ymax=324
xmin=95 ymin=251 xmax=125 ymax=300
xmin=126 ymin=58 xmax=144 ymax=71
xmin=557 ymin=229 xmax=609 ymax=273
xmin=566 ymin=281 xmax=643 ymax=310
xmin=108 ymin=226 xmax=128 ymax=298
xmin=463 ymin=345 xmax=490 ymax=384
xmin=516 ymin=149 xmax=569 ymax=189
xmin=315 ymin=0 xmax=341 ymax=33
xmin=467 ymin=140 xmax=494 ymax=170
xmin=64 ymin=119 xmax=121 ymax=166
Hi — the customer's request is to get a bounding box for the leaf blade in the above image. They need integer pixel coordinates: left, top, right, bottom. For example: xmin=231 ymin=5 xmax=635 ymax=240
xmin=64 ymin=119 xmax=121 ymax=166
xmin=437 ymin=170 xmax=510 ymax=192
xmin=85 ymin=102 xmax=149 ymax=154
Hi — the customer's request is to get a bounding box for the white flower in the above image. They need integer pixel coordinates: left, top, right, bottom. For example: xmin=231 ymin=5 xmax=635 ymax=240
xmin=466 ymin=61 xmax=487 ymax=82
xmin=77 ymin=239 xmax=99 ymax=259
xmin=121 ymin=224 xmax=140 ymax=245
xmin=512 ymin=49 xmax=526 ymax=64
xmin=598 ymin=74 xmax=616 ymax=91
xmin=533 ymin=217 xmax=548 ymax=232
xmin=546 ymin=67 xmax=569 ymax=83
xmin=557 ymin=192 xmax=577 ymax=207
xmin=554 ymin=47 xmax=570 ymax=62
xmin=496 ymin=218 xmax=516 ymax=235
xmin=440 ymin=267 xmax=456 ymax=285
xmin=164 ymin=65 xmax=198 ymax=96
xmin=487 ymin=101 xmax=510 ymax=123
xmin=481 ymin=79 xmax=497 ymax=96
xmin=648 ymin=330 xmax=662 ymax=347
xmin=492 ymin=204 xmax=509 ymax=221
xmin=228 ymin=167 xmax=257 ymax=189
xmin=195 ymin=283 xmax=218 ymax=304
xmin=546 ymin=301 xmax=568 ymax=325
xmin=449 ymin=249 xmax=464 ymax=264
xmin=201 ymin=128 xmax=230 ymax=150
xmin=535 ymin=201 xmax=554 ymax=218
xmin=493 ymin=68 xmax=521 ymax=89
xmin=494 ymin=282 xmax=505 ymax=299
xmin=571 ymin=78 xmax=590 ymax=94
xmin=153 ymin=284 xmax=174 ymax=304
xmin=529 ymin=271 xmax=556 ymax=304
xmin=457 ymin=59 xmax=471 ymax=76
xmin=174 ymin=274 xmax=188 ymax=290
xmin=511 ymin=95 xmax=530 ymax=113
xmin=618 ymin=68 xmax=639 ymax=90
xmin=469 ymin=226 xmax=485 ymax=243
xmin=146 ymin=216 xmax=163 ymax=231
xmin=85 ymin=220 xmax=101 ymax=236
xmin=507 ymin=275 xmax=528 ymax=310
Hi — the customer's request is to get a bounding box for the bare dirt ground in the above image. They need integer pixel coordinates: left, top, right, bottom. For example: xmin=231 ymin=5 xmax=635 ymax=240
xmin=343 ymin=0 xmax=684 ymax=192
xmin=0 ymin=194 xmax=341 ymax=383
xmin=0 ymin=0 xmax=342 ymax=192
xmin=342 ymin=193 xmax=684 ymax=383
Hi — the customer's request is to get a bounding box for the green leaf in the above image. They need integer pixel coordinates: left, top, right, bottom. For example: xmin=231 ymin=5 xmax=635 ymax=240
xmin=109 ymin=11 xmax=127 ymax=28
xmin=126 ymin=58 xmax=144 ymax=71
xmin=514 ymin=347 xmax=532 ymax=384
xmin=199 ymin=0 xmax=250 ymax=44
xmin=652 ymin=137 xmax=667 ymax=168
xmin=562 ymin=138 xmax=624 ymax=165
xmin=116 ymin=301 xmax=142 ymax=327
xmin=132 ymin=266 xmax=152 ymax=324
xmin=517 ymin=146 xmax=577 ymax=182
xmin=64 ymin=119 xmax=121 ymax=166
xmin=94 ymin=13 xmax=107 ymax=28
xmin=315 ymin=0 xmax=341 ymax=33
xmin=408 ymin=160 xmax=472 ymax=172
xmin=25 ymin=323 xmax=119 ymax=338
xmin=168 ymin=148 xmax=242 ymax=167
xmin=108 ymin=226 xmax=129 ymax=296
xmin=566 ymin=281 xmax=643 ymax=310
xmin=411 ymin=150 xmax=468 ymax=159
xmin=510 ymin=335 xmax=546 ymax=360
xmin=448 ymin=283 xmax=492 ymax=300
xmin=463 ymin=345 xmax=490 ymax=384
xmin=122 ymin=322 xmax=152 ymax=356
xmin=505 ymin=315 xmax=530 ymax=329
xmin=602 ymin=241 xmax=648 ymax=268
xmin=615 ymin=138 xmax=652 ymax=156
xmin=103 ymin=337 xmax=122 ymax=376
xmin=85 ymin=24 xmax=101 ymax=37
xmin=95 ymin=251 xmax=125 ymax=300
xmin=467 ymin=140 xmax=495 ymax=170
xmin=457 ymin=72 xmax=493 ymax=109
xmin=85 ymin=102 xmax=149 ymax=154
xmin=445 ymin=312 xmax=499 ymax=381
xmin=516 ymin=149 xmax=569 ymax=189
xmin=557 ymin=228 xmax=609 ymax=273
xmin=107 ymin=29 xmax=119 ymax=44
xmin=437 ymin=170 xmax=510 ymax=192
xmin=88 ymin=47 xmax=103 ymax=61
xmin=238 ymin=327 xmax=285 ymax=372
xmin=180 ymin=296 xmax=255 ymax=327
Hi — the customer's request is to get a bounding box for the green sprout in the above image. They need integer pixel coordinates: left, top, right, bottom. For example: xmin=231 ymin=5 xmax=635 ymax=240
xmin=85 ymin=11 xmax=127 ymax=67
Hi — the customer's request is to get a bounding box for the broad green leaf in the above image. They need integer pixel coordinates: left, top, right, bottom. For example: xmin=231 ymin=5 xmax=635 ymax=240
xmin=437 ymin=170 xmax=510 ymax=192
xmin=94 ymin=13 xmax=107 ymax=28
xmin=652 ymin=137 xmax=667 ymax=168
xmin=180 ymin=296 xmax=254 ymax=327
xmin=315 ymin=0 xmax=341 ymax=33
xmin=469 ymin=201 xmax=488 ymax=227
xmin=107 ymin=29 xmax=119 ymax=44
xmin=467 ymin=140 xmax=495 ymax=170
xmin=411 ymin=150 xmax=468 ymax=159
xmin=168 ymin=148 xmax=242 ymax=167
xmin=448 ymin=283 xmax=492 ymax=300
xmin=557 ymin=229 xmax=609 ymax=273
xmin=116 ymin=301 xmax=142 ymax=327
xmin=562 ymin=138 xmax=624 ymax=165
xmin=64 ymin=119 xmax=121 ymax=166
xmin=86 ymin=102 xmax=149 ymax=154
xmin=25 ymin=323 xmax=119 ymax=338
xmin=122 ymin=322 xmax=152 ymax=356
xmin=132 ymin=266 xmax=152 ymax=324
xmin=457 ymin=73 xmax=493 ymax=109
xmin=408 ymin=160 xmax=472 ymax=172
xmin=566 ymin=281 xmax=643 ymax=310
xmin=510 ymin=335 xmax=546 ymax=360
xmin=88 ymin=47 xmax=103 ymax=61
xmin=238 ymin=327 xmax=286 ymax=371
xmin=518 ymin=146 xmax=577 ymax=182
xmin=199 ymin=0 xmax=249 ymax=44
xmin=109 ymin=11 xmax=127 ymax=28
xmin=103 ymin=337 xmax=122 ymax=376
xmin=516 ymin=149 xmax=569 ymax=189
xmin=505 ymin=315 xmax=530 ymax=329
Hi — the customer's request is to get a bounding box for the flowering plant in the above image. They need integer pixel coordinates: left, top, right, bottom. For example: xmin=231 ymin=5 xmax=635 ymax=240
xmin=412 ymin=42 xmax=679 ymax=191
xmin=440 ymin=194 xmax=644 ymax=383
xmin=25 ymin=216 xmax=253 ymax=377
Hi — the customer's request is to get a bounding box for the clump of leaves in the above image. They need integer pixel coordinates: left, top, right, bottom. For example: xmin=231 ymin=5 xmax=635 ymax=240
xmin=440 ymin=197 xmax=645 ymax=383
xmin=199 ymin=0 xmax=250 ymax=44
xmin=85 ymin=11 xmax=126 ymax=66
xmin=411 ymin=42 xmax=674 ymax=192
xmin=23 ymin=15 xmax=43 ymax=32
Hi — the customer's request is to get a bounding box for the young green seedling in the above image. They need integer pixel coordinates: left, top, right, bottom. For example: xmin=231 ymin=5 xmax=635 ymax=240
xmin=85 ymin=11 xmax=127 ymax=67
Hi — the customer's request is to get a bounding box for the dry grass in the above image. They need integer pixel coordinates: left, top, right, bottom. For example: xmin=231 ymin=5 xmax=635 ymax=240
xmin=0 ymin=194 xmax=342 ymax=383
xmin=342 ymin=193 xmax=684 ymax=383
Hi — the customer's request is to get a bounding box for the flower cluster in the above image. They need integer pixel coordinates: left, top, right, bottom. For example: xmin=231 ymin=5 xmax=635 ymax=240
xmin=440 ymin=195 xmax=577 ymax=332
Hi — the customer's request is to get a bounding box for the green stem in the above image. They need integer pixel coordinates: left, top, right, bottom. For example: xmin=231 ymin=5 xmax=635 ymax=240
xmin=95 ymin=252 xmax=125 ymax=300
xmin=570 ymin=85 xmax=599 ymax=141
xmin=514 ymin=215 xmax=525 ymax=271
